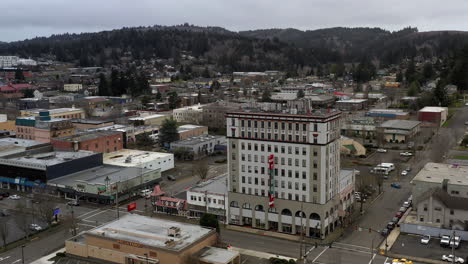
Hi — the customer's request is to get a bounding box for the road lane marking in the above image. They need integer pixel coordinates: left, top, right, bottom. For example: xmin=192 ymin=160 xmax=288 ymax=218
xmin=312 ymin=247 xmax=328 ymax=262
xmin=331 ymin=245 xmax=371 ymax=255
xmin=0 ymin=256 xmax=10 ymax=262
xmin=78 ymin=223 xmax=97 ymax=228
xmin=368 ymin=253 xmax=376 ymax=264
xmin=384 ymin=257 xmax=388 ymax=264
xmin=11 ymin=259 xmax=21 ymax=264
xmin=82 ymin=209 xmax=111 ymax=221
xmin=77 ymin=208 xmax=101 ymax=218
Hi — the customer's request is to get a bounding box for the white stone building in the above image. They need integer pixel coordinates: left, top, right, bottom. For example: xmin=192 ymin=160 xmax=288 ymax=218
xmin=187 ymin=174 xmax=228 ymax=222
xmin=226 ymin=108 xmax=351 ymax=238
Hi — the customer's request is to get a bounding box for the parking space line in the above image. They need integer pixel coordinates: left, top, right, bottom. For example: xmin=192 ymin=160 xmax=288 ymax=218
xmin=82 ymin=209 xmax=111 ymax=221
xmin=312 ymin=247 xmax=328 ymax=262
xmin=368 ymin=253 xmax=376 ymax=264
xmin=78 ymin=223 xmax=97 ymax=228
xmin=77 ymin=208 xmax=101 ymax=218
xmin=384 ymin=257 xmax=388 ymax=264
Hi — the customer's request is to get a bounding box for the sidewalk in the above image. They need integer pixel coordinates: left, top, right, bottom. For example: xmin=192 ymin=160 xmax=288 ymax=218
xmin=30 ymin=248 xmax=65 ymax=264
xmin=230 ymin=247 xmax=297 ymax=261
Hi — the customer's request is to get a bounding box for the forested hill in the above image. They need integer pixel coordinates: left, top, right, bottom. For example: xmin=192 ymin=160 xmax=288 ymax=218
xmin=1 ymin=25 xmax=468 ymax=71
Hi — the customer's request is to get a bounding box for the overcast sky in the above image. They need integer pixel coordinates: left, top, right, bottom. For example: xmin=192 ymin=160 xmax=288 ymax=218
xmin=2 ymin=0 xmax=468 ymax=42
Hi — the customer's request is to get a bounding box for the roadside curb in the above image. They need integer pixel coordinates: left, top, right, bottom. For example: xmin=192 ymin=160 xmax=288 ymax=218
xmin=385 ymin=252 xmax=447 ymax=264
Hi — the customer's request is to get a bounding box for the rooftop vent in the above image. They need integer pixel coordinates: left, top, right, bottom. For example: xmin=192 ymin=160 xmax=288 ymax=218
xmin=167 ymin=226 xmax=181 ymax=237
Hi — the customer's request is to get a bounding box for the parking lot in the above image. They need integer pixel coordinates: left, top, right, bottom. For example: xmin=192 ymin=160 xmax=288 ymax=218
xmin=392 ymin=233 xmax=468 ymax=262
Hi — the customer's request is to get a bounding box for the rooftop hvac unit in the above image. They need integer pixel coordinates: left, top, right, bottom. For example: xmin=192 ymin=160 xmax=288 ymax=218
xmin=167 ymin=226 xmax=181 ymax=237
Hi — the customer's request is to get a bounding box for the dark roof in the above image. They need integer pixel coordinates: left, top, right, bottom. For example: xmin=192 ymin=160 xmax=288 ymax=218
xmin=422 ymin=188 xmax=468 ymax=210
xmin=53 ymin=130 xmax=122 ymax=142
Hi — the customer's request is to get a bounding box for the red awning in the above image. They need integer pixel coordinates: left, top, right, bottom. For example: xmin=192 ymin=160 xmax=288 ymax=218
xmin=150 ymin=185 xmax=165 ymax=197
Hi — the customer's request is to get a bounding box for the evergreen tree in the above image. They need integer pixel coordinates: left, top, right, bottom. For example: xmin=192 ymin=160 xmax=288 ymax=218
xmin=433 ymin=79 xmax=450 ymax=106
xmin=450 ymin=45 xmax=468 ymax=91
xmin=110 ymin=70 xmax=120 ymax=95
xmin=23 ymin=89 xmax=34 ymax=98
xmin=405 ymin=59 xmax=416 ymax=83
xmin=396 ymin=71 xmax=403 ymax=82
xmin=199 ymin=213 xmax=220 ymax=233
xmin=15 ymin=68 xmax=25 ymax=81
xmin=155 ymin=91 xmax=162 ymax=101
xmin=407 ymin=81 xmax=420 ymax=96
xmin=98 ymin=73 xmax=110 ymax=96
xmin=422 ymin=63 xmax=434 ymax=81
xmin=168 ymin=91 xmax=180 ymax=109
xmin=159 ymin=118 xmax=179 ymax=147
xmin=202 ymin=67 xmax=210 ymax=78
xmin=297 ymin=89 xmax=305 ymax=98
xmin=261 ymin=90 xmax=272 ymax=102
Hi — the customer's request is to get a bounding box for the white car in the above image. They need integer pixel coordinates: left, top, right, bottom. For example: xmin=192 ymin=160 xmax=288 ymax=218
xmin=403 ymin=201 xmax=411 ymax=208
xmin=9 ymin=195 xmax=20 ymax=200
xmin=420 ymin=235 xmax=431 ymax=244
xmin=450 ymin=236 xmax=461 ymax=248
xmin=29 ymin=224 xmax=42 ymax=231
xmin=401 ymin=170 xmax=408 ymax=176
xmin=400 ymin=152 xmax=413 ymax=157
xmin=377 ymin=148 xmax=387 ymax=153
xmin=442 ymin=254 xmax=464 ymax=263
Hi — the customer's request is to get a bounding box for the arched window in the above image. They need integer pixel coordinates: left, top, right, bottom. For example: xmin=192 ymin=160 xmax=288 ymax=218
xmin=281 ymin=209 xmax=292 ymax=216
xmin=310 ymin=213 xmax=320 ymax=220
xmin=295 ymin=211 xmax=306 ymax=218
xmin=242 ymin=203 xmax=252 ymax=209
xmin=255 ymin=205 xmax=264 ymax=212
xmin=230 ymin=201 xmax=239 ymax=208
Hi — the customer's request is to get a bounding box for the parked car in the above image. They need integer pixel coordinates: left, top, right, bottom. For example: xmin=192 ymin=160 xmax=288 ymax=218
xmin=420 ymin=235 xmax=431 ymax=244
xmin=167 ymin=175 xmax=176 ymax=181
xmin=450 ymin=236 xmax=461 ymax=249
xmin=392 ymin=217 xmax=399 ymax=223
xmin=401 ymin=170 xmax=408 ymax=176
xmin=377 ymin=148 xmax=387 ymax=153
xmin=387 ymin=221 xmax=396 ymax=230
xmin=67 ymin=200 xmax=80 ymax=206
xmin=400 ymin=152 xmax=413 ymax=157
xmin=403 ymin=201 xmax=411 ymax=208
xmin=395 ymin=212 xmax=403 ymax=218
xmin=0 ymin=192 xmax=9 ymax=198
xmin=405 ymin=168 xmax=412 ymax=172
xmin=442 ymin=254 xmax=464 ymax=263
xmin=29 ymin=224 xmax=42 ymax=231
xmin=140 ymin=189 xmax=152 ymax=198
xmin=9 ymin=194 xmax=20 ymax=200
xmin=381 ymin=228 xmax=389 ymax=236
xmin=392 ymin=258 xmax=413 ymax=264
xmin=391 ymin=183 xmax=401 ymax=189
xmin=399 ymin=207 xmax=407 ymax=213
xmin=440 ymin=235 xmax=451 ymax=247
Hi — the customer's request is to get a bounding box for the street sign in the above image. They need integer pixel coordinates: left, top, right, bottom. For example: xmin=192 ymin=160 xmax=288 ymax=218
xmin=53 ymin=208 xmax=60 ymax=216
xmin=127 ymin=203 xmax=137 ymax=212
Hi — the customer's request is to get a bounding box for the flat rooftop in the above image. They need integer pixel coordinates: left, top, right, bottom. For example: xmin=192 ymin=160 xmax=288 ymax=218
xmin=23 ymin=108 xmax=83 ymax=114
xmin=190 ymin=174 xmax=227 ymax=194
xmin=172 ymin=135 xmax=225 ymax=146
xmin=178 ymin=124 xmax=206 ymax=131
xmin=129 ymin=114 xmax=166 ymax=121
xmin=337 ymin=99 xmax=368 ymax=103
xmin=419 ymin=106 xmax=448 ymax=113
xmin=412 ymin=162 xmax=468 ymax=185
xmin=380 ymin=119 xmax=421 ymax=130
xmin=196 ymin=247 xmax=239 ymax=264
xmin=0 ymin=150 xmax=96 ymax=169
xmin=53 ymin=130 xmax=122 ymax=142
xmin=227 ymin=108 xmax=340 ymax=119
xmin=71 ymin=119 xmax=113 ymax=125
xmin=86 ymin=214 xmax=213 ymax=251
xmin=48 ymin=165 xmax=156 ymax=186
xmin=103 ymin=149 xmax=173 ymax=167
xmin=0 ymin=138 xmax=48 ymax=148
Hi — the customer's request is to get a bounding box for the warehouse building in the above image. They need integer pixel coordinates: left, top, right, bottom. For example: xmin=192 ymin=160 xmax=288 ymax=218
xmin=103 ymin=149 xmax=174 ymax=172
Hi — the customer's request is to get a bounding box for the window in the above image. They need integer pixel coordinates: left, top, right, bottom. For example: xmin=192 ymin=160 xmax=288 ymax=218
xmin=241 ymin=165 xmax=245 ymax=172
xmin=303 ymin=124 xmax=307 ymax=130
xmin=423 ymin=204 xmax=428 ymax=211
xmin=302 ymin=160 xmax=306 ymax=167
xmin=288 ymin=158 xmax=292 ymax=166
xmin=248 ymin=120 xmax=251 ymax=127
xmin=436 ymin=219 xmax=440 ymax=223
xmin=241 ymin=143 xmax=245 ymax=150
xmin=281 ymin=169 xmax=285 ymax=177
xmin=255 ymin=178 xmax=258 ymax=184
xmin=295 ymin=171 xmax=299 ymax=178
xmin=231 ymin=153 xmax=236 ymax=160
xmin=281 ymin=181 xmax=285 ymax=188
xmin=281 ymin=123 xmax=285 ymax=129
xmin=302 ymin=171 xmax=306 ymax=179
xmin=261 ymin=178 xmax=265 ymax=186
xmin=295 ymin=159 xmax=299 ymax=166
xmin=313 ymin=184 xmax=317 ymax=192
xmin=434 ymin=207 xmax=442 ymax=211
xmin=231 ymin=118 xmax=235 ymax=126
xmin=242 ymin=176 xmax=245 ymax=183
xmin=248 ymin=143 xmax=251 ymax=150
xmin=288 ymin=170 xmax=292 ymax=177
xmin=302 ymin=148 xmax=306 ymax=155
xmin=295 ymin=147 xmax=299 ymax=155
xmin=281 ymin=146 xmax=285 ymax=153
xmin=274 ymin=146 xmax=278 ymax=153
xmin=314 ymin=123 xmax=318 ymax=131
xmin=295 ymin=182 xmax=299 ymax=190
xmin=288 ymin=193 xmax=292 ymax=200
xmin=261 ymin=144 xmax=265 ymax=151
xmin=302 ymin=183 xmax=306 ymax=191
xmin=313 ymin=150 xmax=318 ymax=156
xmin=254 ymin=144 xmax=258 ymax=151
xmin=248 ymin=177 xmax=252 ymax=184
xmin=241 ymin=120 xmax=245 ymax=126
xmin=450 ymin=209 xmax=454 ymax=215
xmin=302 ymin=195 xmax=306 ymax=201
xmin=288 ymin=182 xmax=292 ymax=189
xmin=281 ymin=157 xmax=285 ymax=165
xmin=296 ymin=123 xmax=299 ymax=130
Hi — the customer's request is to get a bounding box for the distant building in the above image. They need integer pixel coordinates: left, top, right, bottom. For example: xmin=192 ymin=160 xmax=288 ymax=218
xmin=129 ymin=113 xmax=168 ymax=126
xmin=418 ymin=106 xmax=448 ymax=127
xmin=187 ymin=174 xmax=228 ymax=222
xmin=20 ymin=107 xmax=85 ymax=119
xmin=0 ymin=56 xmax=19 ymax=68
xmin=65 ymin=214 xmax=235 ymax=264
xmin=341 ymin=118 xmax=377 ymax=140
xmin=366 ymin=109 xmax=409 ymax=120
xmin=16 ymin=98 xmax=50 ymax=110
xmin=71 ymin=119 xmax=115 ymax=130
xmin=16 ymin=112 xmax=75 ymax=142
xmin=378 ymin=119 xmax=421 ymax=144
xmin=63 ymin=84 xmax=83 ymax=92
xmin=91 ymin=124 xmax=136 ymax=147
xmin=336 ymin=99 xmax=368 ymax=111
xmin=171 ymin=135 xmax=227 ymax=160
xmin=103 ymin=149 xmax=174 ymax=172
xmin=173 ymin=104 xmax=204 ymax=124
xmin=200 ymin=102 xmax=241 ymax=130
xmin=178 ymin=124 xmax=208 ymax=140
xmin=51 ymin=130 xmax=123 ymax=153
xmin=0 ymin=138 xmax=51 ymax=157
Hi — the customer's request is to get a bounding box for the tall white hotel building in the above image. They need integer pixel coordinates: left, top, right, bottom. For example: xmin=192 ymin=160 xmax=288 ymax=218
xmin=226 ymin=108 xmax=352 ymax=238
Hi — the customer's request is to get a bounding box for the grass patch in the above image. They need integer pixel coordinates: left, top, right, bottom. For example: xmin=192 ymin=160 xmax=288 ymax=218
xmin=452 ymin=155 xmax=468 ymax=160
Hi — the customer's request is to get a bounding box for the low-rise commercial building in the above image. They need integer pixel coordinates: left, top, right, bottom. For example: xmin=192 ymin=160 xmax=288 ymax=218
xmin=200 ymin=102 xmax=242 ymax=130
xmin=129 ymin=113 xmax=168 ymax=126
xmin=418 ymin=106 xmax=448 ymax=127
xmin=16 ymin=98 xmax=50 ymax=110
xmin=64 ymin=84 xmax=83 ymax=92
xmin=178 ymin=124 xmax=208 ymax=140
xmin=16 ymin=113 xmax=75 ymax=142
xmin=366 ymin=109 xmax=409 ymax=120
xmin=65 ymin=214 xmax=234 ymax=264
xmin=20 ymin=107 xmax=86 ymax=119
xmin=170 ymin=135 xmax=226 ymax=160
xmin=104 ymin=149 xmax=174 ymax=172
xmin=336 ymin=99 xmax=368 ymax=111
xmin=378 ymin=119 xmax=421 ymax=144
xmin=173 ymin=104 xmax=204 ymax=124
xmin=187 ymin=174 xmax=228 ymax=222
xmin=51 ymin=131 xmax=123 ymax=153
xmin=71 ymin=119 xmax=115 ymax=130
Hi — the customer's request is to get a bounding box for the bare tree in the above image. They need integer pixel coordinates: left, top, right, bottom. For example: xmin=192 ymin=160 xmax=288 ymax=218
xmin=36 ymin=200 xmax=57 ymax=226
xmin=0 ymin=219 xmax=8 ymax=248
xmin=15 ymin=200 xmax=31 ymax=239
xmin=193 ymin=160 xmax=210 ymax=181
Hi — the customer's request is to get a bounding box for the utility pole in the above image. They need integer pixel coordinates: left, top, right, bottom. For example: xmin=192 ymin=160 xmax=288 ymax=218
xmin=21 ymin=245 xmax=25 ymax=264
xmin=116 ymin=181 xmax=119 ymax=219
xmin=451 ymin=230 xmax=455 ymax=264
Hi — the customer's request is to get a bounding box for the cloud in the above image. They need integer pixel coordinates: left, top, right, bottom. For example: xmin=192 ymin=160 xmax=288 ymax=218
xmin=1 ymin=0 xmax=468 ymax=41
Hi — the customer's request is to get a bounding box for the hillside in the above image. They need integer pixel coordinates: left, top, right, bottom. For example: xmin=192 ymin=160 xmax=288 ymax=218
xmin=1 ymin=25 xmax=468 ymax=71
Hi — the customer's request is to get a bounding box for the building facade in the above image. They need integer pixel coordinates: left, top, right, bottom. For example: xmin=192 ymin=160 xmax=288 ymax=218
xmin=418 ymin=106 xmax=448 ymax=127
xmin=20 ymin=108 xmax=86 ymax=119
xmin=173 ymin=104 xmax=204 ymax=124
xmin=170 ymin=135 xmax=226 ymax=160
xmin=51 ymin=131 xmax=124 ymax=153
xmin=187 ymin=174 xmax=228 ymax=222
xmin=226 ymin=109 xmax=348 ymax=238
xmin=178 ymin=124 xmax=208 ymax=140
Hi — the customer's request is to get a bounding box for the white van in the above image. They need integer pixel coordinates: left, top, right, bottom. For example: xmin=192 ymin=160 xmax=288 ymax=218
xmin=378 ymin=163 xmax=395 ymax=171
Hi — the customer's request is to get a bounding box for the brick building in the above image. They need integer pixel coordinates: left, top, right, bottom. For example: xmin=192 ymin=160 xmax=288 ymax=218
xmin=52 ymin=130 xmax=124 ymax=153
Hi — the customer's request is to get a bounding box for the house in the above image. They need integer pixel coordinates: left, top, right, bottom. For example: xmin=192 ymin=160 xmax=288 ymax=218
xmin=187 ymin=174 xmax=228 ymax=222
xmin=377 ymin=119 xmax=421 ymax=144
